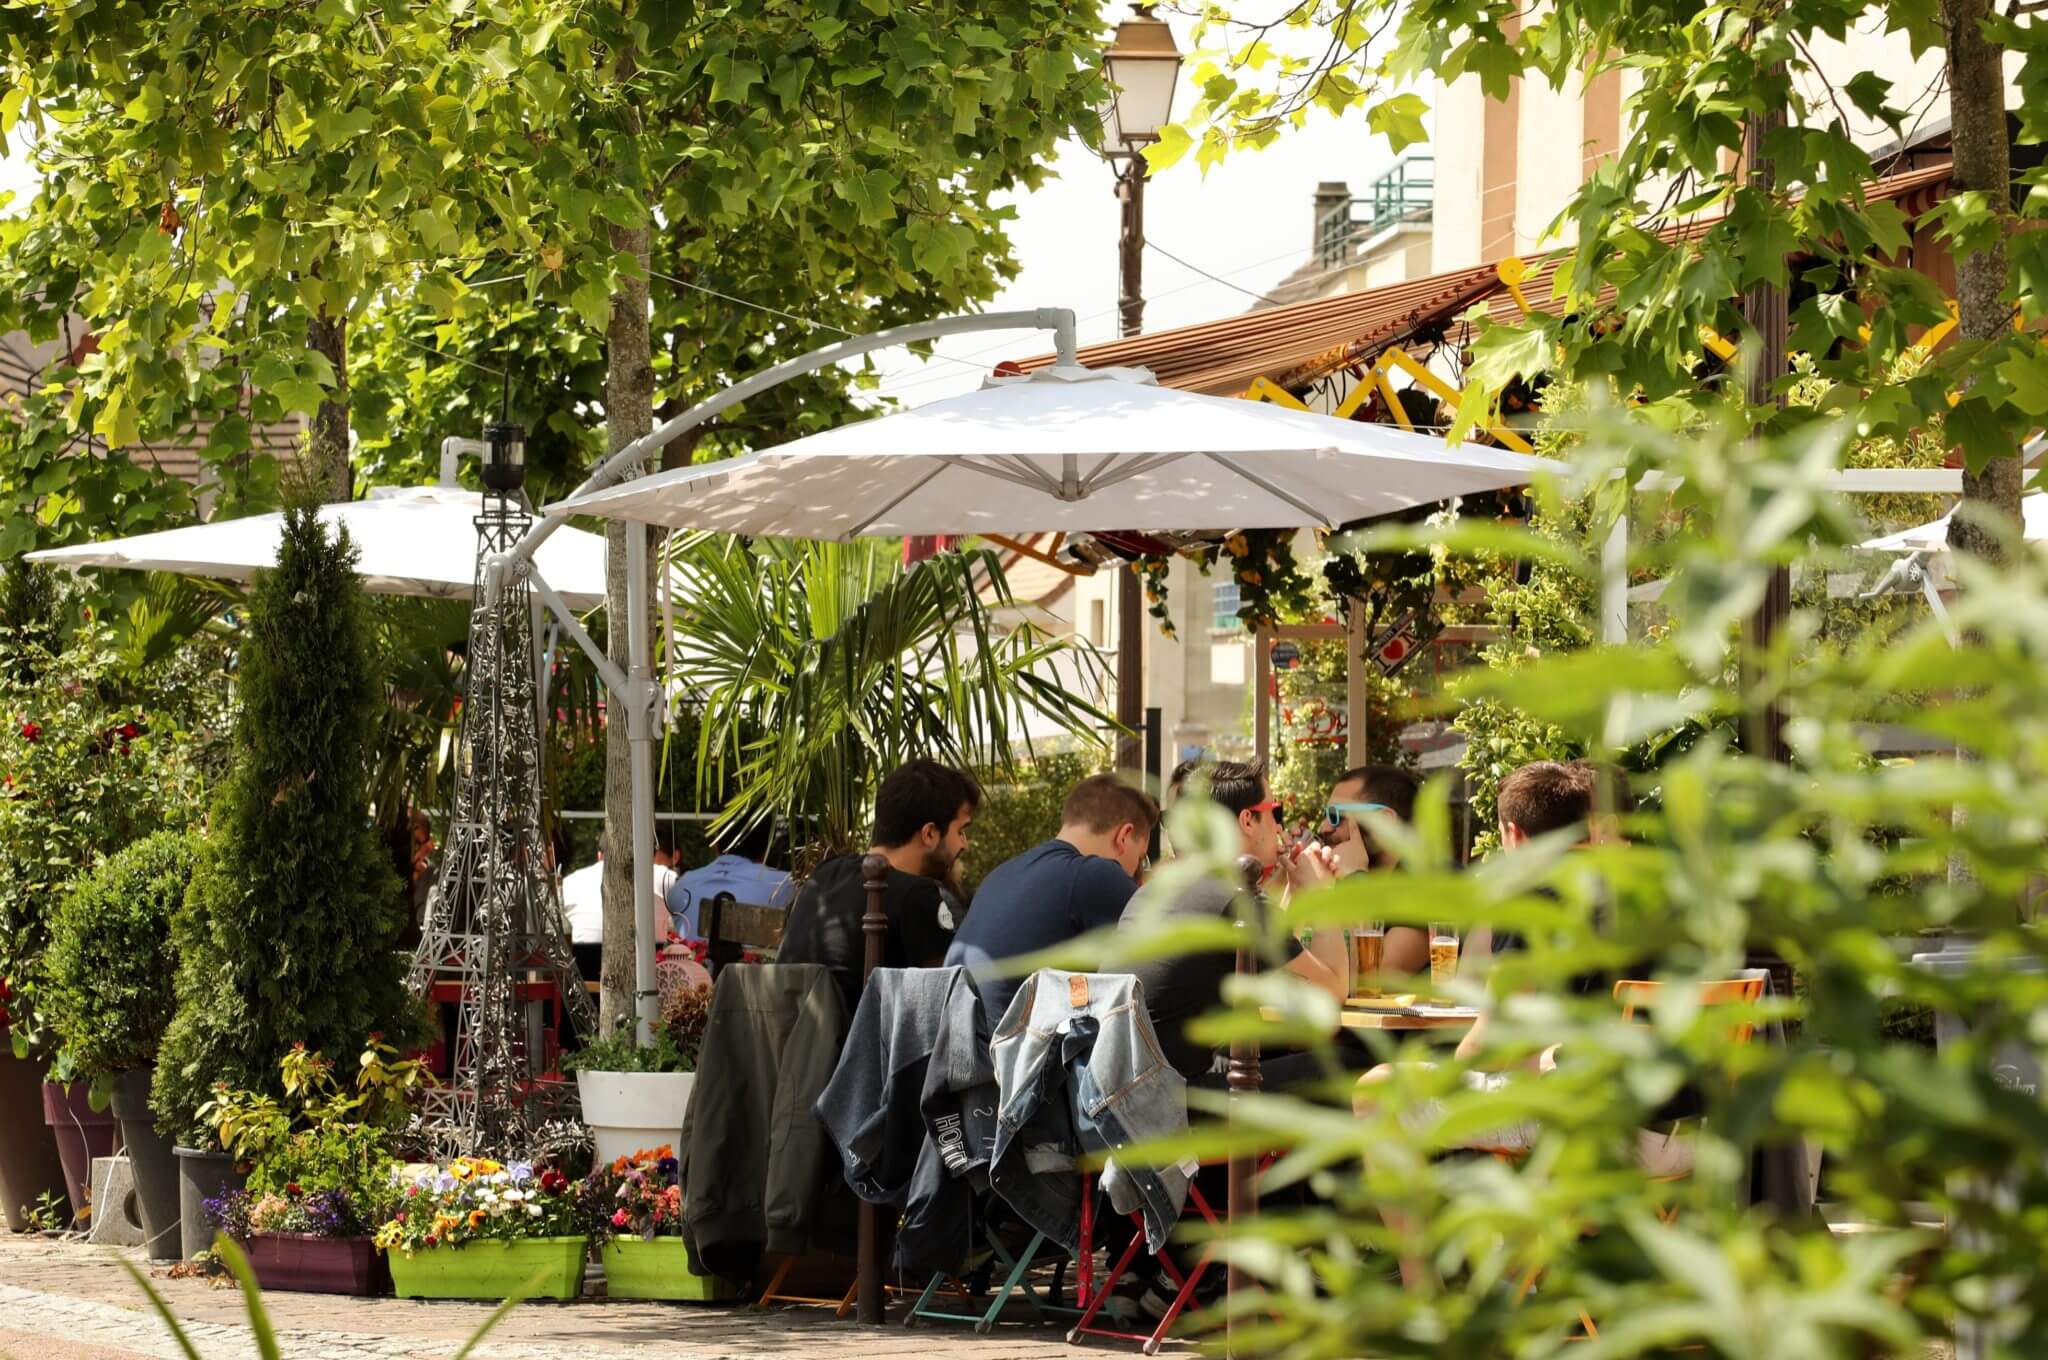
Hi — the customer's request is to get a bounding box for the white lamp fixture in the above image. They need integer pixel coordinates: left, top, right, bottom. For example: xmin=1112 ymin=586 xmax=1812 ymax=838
xmin=1100 ymin=4 xmax=1183 ymax=147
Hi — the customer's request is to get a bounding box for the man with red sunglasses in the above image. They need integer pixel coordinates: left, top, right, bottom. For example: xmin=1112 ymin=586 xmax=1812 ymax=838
xmin=1120 ymin=760 xmax=1346 ymax=1084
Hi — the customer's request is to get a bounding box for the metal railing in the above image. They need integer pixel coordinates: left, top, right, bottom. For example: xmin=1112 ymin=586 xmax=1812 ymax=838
xmin=1316 ymin=156 xmax=1436 ymax=266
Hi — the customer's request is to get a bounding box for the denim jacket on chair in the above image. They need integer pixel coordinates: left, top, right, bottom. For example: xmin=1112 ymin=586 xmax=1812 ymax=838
xmin=988 ymin=969 xmax=1189 ymax=1253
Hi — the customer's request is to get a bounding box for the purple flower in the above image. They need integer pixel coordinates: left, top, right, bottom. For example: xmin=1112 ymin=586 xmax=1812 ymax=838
xmin=507 ymin=1160 xmax=534 ymax=1185
xmin=202 ymin=1187 xmax=251 ymax=1238
xmin=655 ymin=1156 xmax=679 ymax=1178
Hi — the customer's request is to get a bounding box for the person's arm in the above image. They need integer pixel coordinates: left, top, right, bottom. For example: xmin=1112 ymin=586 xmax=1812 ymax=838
xmin=1302 ymin=926 xmax=1349 ymax=995
xmin=1384 ymin=925 xmax=1429 ymax=974
xmin=1284 ymin=946 xmax=1347 ymax=1002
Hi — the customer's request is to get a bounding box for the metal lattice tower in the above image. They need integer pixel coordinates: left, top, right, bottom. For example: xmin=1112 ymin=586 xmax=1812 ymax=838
xmin=410 ymin=487 xmax=595 ymax=1157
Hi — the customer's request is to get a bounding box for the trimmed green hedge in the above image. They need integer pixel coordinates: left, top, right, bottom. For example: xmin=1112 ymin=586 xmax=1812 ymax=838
xmin=43 ymin=829 xmax=198 ymax=1076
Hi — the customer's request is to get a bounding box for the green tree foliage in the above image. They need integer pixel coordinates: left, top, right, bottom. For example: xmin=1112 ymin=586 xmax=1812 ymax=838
xmin=671 ymin=536 xmax=1111 ymax=857
xmin=964 ymin=750 xmax=1100 ymax=898
xmin=1156 ymin=0 xmax=2046 ymax=507
xmin=41 ymin=830 xmax=198 ymax=1077
xmin=154 ymin=503 xmax=413 ymax=1142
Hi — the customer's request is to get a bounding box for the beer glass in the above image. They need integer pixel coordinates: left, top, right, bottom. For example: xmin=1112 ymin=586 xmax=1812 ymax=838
xmin=1350 ymin=924 xmax=1385 ymax=997
xmin=1428 ymin=922 xmax=1459 ymax=991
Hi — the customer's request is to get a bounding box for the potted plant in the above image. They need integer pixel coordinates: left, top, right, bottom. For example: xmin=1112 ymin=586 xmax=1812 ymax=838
xmin=586 ymin=1144 xmax=732 ymax=1302
xmin=36 ymin=1051 xmax=118 ymax=1229
xmin=42 ymin=829 xmax=199 ymax=1259
xmin=198 ymin=1039 xmax=426 ymax=1287
xmin=152 ymin=504 xmax=418 ymax=1177
xmin=0 ymin=582 xmax=207 ymax=1232
xmin=374 ymin=1156 xmax=589 ymax=1300
xmin=204 ymin=1181 xmax=392 ymax=1296
xmin=566 ymin=986 xmax=708 ymax=1164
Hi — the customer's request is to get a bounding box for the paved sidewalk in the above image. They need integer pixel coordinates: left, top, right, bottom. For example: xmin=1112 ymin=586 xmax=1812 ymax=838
xmin=0 ymin=1235 xmax=1088 ymax=1360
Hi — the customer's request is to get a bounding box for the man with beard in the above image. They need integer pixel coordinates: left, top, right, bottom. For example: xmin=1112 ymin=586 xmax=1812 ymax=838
xmin=777 ymin=759 xmax=980 ymax=1011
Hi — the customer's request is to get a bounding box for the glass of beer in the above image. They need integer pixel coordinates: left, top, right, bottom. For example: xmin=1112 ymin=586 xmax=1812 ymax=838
xmin=1428 ymin=923 xmax=1459 ymax=992
xmin=1350 ymin=924 xmax=1385 ymax=997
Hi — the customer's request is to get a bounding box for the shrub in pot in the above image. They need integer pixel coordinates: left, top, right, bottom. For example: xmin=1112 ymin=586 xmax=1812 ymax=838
xmin=565 ymin=1008 xmax=701 ymax=1165
xmin=194 ymin=1039 xmax=427 ymax=1280
xmin=154 ymin=505 xmax=419 ymax=1149
xmin=374 ymin=1156 xmax=589 ymax=1300
xmin=585 ymin=1143 xmax=732 ymax=1302
xmin=42 ymin=830 xmax=199 ymax=1258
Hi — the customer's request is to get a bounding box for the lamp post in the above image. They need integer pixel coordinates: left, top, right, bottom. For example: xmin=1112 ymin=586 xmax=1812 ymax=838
xmin=1101 ymin=3 xmax=1182 ymax=770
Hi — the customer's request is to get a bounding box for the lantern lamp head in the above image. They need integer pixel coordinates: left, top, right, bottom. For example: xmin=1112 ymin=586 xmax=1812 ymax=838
xmin=482 ymin=421 xmax=526 ymax=493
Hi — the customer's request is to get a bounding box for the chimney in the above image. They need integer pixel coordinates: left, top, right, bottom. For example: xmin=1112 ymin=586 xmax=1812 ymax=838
xmin=1313 ymin=181 xmax=1353 ymax=266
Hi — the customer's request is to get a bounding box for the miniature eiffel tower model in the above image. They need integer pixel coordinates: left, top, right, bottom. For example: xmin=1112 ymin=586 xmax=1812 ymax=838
xmin=410 ymin=474 xmax=595 ymax=1157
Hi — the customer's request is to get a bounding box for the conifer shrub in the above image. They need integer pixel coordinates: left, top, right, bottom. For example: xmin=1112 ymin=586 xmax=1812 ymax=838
xmin=154 ymin=503 xmax=416 ymax=1142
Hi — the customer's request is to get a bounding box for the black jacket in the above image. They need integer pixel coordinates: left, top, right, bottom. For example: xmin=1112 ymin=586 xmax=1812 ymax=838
xmin=813 ymin=966 xmax=998 ymax=1277
xmin=680 ymin=963 xmax=849 ymax=1285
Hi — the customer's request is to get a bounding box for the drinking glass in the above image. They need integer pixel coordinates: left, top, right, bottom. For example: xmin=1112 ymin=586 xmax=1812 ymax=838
xmin=1350 ymin=924 xmax=1385 ymax=996
xmin=1428 ymin=923 xmax=1459 ymax=992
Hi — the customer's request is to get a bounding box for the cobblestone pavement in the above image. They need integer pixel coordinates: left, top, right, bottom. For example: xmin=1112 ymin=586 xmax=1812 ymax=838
xmin=0 ymin=1235 xmax=1095 ymax=1360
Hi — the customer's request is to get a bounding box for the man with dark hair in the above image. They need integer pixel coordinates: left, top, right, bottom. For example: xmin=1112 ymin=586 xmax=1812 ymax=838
xmin=666 ymin=818 xmax=794 ymax=939
xmin=779 ymin=758 xmax=981 ymax=1009
xmin=1121 ymin=760 xmax=1346 ymax=1082
xmin=1496 ymin=759 xmax=1595 ymax=843
xmin=945 ymin=772 xmax=1160 ymax=1024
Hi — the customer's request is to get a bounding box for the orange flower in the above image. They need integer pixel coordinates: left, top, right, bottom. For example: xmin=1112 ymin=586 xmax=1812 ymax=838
xmin=468 ymin=1209 xmax=487 ymax=1229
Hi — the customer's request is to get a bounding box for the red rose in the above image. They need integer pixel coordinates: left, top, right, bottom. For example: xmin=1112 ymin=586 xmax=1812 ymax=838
xmin=285 ymin=1182 xmax=301 ymax=1197
xmin=116 ymin=722 xmax=141 ymax=740
xmin=18 ymin=722 xmax=39 ymax=742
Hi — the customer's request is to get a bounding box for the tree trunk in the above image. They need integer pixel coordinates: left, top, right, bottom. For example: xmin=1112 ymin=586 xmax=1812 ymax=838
xmin=1942 ymin=0 xmax=2016 ymax=568
xmin=599 ymin=45 xmax=655 ymax=1037
xmin=306 ymin=309 xmax=349 ymax=501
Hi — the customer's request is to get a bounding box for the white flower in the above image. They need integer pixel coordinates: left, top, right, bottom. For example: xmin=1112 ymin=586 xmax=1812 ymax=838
xmin=489 ymin=1171 xmax=510 ymax=1185
xmin=526 ymin=1204 xmax=542 ymax=1217
xmin=501 ymin=1188 xmax=523 ymax=1203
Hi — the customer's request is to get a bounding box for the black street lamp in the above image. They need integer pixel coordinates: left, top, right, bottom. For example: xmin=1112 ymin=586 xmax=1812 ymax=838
xmin=1100 ymin=4 xmax=1182 ymax=771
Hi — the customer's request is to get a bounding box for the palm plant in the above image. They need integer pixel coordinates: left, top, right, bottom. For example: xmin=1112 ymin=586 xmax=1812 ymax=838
xmin=669 ymin=535 xmax=1110 ymax=856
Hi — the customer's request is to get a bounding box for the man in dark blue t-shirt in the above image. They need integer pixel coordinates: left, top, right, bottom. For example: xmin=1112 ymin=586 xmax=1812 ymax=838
xmin=945 ymin=774 xmax=1160 ymax=1025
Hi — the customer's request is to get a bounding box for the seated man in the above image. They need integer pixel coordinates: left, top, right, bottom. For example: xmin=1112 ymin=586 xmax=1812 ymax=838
xmin=1120 ymin=760 xmax=1346 ymax=1086
xmin=1353 ymin=760 xmax=1682 ymax=1283
xmin=667 ymin=818 xmax=794 ymax=940
xmin=1315 ymin=763 xmax=1426 ymax=978
xmin=945 ymin=773 xmax=1159 ymax=1025
xmin=778 ymin=759 xmax=977 ymax=1011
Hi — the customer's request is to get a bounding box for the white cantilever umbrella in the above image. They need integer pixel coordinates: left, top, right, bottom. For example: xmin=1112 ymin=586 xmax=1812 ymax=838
xmin=28 ymin=483 xmax=611 ymax=608
xmin=1859 ymin=492 xmax=2048 ymax=555
xmin=551 ymin=364 xmax=1553 ymax=536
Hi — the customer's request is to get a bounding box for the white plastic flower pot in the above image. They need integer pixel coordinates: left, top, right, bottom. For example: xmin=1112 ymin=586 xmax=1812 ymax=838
xmin=575 ymin=1070 xmax=694 ymax=1165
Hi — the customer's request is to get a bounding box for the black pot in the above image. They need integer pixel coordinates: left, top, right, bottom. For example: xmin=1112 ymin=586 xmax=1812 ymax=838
xmin=0 ymin=1044 xmax=66 ymax=1233
xmin=173 ymin=1144 xmax=246 ymax=1261
xmin=109 ymin=1068 xmax=181 ymax=1261
xmin=41 ymin=1079 xmax=117 ymax=1223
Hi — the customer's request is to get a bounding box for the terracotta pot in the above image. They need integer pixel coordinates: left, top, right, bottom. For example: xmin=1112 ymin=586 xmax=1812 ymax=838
xmin=244 ymin=1233 xmax=390 ymax=1295
xmin=40 ymin=1079 xmax=117 ymax=1224
xmin=0 ymin=1045 xmax=66 ymax=1232
xmin=108 ymin=1068 xmax=181 ymax=1260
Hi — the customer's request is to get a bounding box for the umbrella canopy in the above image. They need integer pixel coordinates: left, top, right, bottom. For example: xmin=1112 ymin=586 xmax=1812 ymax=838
xmin=1859 ymin=493 xmax=2048 ymax=554
xmin=29 ymin=484 xmax=611 ymax=609
xmin=551 ymin=365 xmax=1553 ymax=537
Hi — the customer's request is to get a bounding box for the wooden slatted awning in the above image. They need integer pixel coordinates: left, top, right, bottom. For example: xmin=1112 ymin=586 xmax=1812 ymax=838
xmin=1011 ymin=163 xmax=1954 ymax=398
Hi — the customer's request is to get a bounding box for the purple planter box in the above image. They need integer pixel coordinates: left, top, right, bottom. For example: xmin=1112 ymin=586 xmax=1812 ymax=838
xmin=244 ymin=1233 xmax=390 ymax=1296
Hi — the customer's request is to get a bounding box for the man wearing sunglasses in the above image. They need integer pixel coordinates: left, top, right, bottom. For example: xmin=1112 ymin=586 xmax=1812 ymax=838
xmin=1319 ymin=764 xmax=1428 ymax=976
xmin=1120 ymin=760 xmax=1346 ymax=1084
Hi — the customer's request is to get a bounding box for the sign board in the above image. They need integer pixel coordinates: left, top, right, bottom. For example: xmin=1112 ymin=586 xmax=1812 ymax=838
xmin=1270 ymin=639 xmax=1301 ymax=670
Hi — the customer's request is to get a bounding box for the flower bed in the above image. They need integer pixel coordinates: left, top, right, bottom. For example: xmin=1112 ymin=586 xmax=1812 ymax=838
xmin=586 ymin=1145 xmax=730 ymax=1302
xmin=374 ymin=1157 xmax=589 ymax=1301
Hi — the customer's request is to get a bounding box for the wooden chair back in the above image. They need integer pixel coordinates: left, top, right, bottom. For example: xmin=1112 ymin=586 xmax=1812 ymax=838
xmin=702 ymin=892 xmax=786 ymax=975
xmin=1612 ymin=975 xmax=1767 ymax=1044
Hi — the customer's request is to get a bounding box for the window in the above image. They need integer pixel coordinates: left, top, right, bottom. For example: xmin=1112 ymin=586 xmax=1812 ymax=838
xmin=1088 ymin=598 xmax=1107 ymax=649
xmin=1212 ymin=581 xmax=1242 ymax=632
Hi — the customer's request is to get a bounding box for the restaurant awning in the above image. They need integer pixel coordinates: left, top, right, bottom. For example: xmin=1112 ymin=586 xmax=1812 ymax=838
xmin=1012 ymin=163 xmax=1955 ymax=399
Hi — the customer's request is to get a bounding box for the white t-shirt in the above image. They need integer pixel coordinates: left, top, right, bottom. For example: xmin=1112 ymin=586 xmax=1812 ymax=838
xmin=559 ymin=860 xmax=678 ymax=945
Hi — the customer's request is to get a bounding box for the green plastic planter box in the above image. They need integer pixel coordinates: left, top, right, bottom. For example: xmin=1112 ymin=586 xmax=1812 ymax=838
xmin=602 ymin=1236 xmax=734 ymax=1302
xmin=387 ymin=1236 xmax=589 ymax=1300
